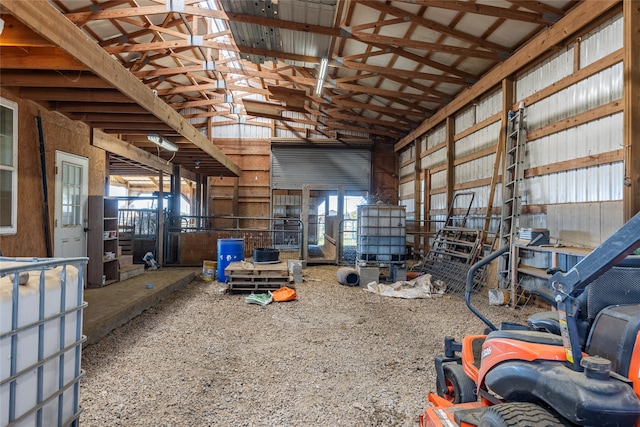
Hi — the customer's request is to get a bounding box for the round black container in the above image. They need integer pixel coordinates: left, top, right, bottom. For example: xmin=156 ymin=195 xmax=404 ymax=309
xmin=253 ymin=248 xmax=280 ymax=263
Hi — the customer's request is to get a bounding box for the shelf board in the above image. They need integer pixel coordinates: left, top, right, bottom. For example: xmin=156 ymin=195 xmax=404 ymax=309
xmin=517 ymin=265 xmax=550 ymax=279
xmin=513 ymin=244 xmax=592 ymax=257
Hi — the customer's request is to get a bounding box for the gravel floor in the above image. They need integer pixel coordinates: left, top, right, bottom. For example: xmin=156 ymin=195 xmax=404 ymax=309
xmin=80 ymin=265 xmax=542 ymax=427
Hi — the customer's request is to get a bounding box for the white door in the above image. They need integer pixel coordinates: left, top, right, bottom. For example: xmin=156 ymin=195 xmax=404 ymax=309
xmin=54 ymin=151 xmax=89 ymax=258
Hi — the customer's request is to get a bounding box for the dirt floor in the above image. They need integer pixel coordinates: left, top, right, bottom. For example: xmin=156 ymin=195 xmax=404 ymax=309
xmin=80 ymin=265 xmax=542 ymax=426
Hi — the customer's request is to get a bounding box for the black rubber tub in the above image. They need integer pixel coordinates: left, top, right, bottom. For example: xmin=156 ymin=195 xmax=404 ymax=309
xmin=253 ymin=248 xmax=280 ymax=263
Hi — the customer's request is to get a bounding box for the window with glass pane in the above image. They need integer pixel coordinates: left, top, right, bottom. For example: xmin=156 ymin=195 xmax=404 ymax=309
xmin=0 ymin=98 xmax=17 ymax=235
xmin=62 ymin=161 xmax=83 ymax=226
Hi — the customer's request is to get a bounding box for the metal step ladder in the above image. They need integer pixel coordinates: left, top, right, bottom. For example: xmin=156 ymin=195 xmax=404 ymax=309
xmin=498 ymin=105 xmax=526 ymax=286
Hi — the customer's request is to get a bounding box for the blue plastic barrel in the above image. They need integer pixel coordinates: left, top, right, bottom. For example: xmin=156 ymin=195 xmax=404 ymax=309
xmin=217 ymin=238 xmax=245 ymax=282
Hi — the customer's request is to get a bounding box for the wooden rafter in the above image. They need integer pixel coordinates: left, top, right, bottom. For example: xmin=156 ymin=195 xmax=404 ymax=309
xmin=2 ymin=0 xmax=241 ymax=176
xmin=396 ymin=1 xmax=559 ymax=24
xmin=0 ymin=0 xmax=587 ymax=159
xmin=354 ymin=0 xmax=512 ymax=55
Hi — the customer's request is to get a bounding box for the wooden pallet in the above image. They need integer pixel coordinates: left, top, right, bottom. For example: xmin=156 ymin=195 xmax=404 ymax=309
xmin=225 ymin=261 xmax=291 ymax=292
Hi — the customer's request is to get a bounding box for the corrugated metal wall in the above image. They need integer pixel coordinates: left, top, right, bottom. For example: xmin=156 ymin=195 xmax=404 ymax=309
xmin=271 ymin=147 xmax=371 ymax=191
xmin=401 ymin=12 xmax=624 ymax=247
xmin=517 ymin=13 xmax=624 ymax=244
xmin=212 ymin=121 xmax=272 ymax=139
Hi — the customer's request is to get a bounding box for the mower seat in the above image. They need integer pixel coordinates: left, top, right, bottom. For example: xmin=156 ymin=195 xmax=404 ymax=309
xmin=527 ymin=256 xmax=640 ymax=349
xmin=527 ymin=311 xmax=561 ymax=335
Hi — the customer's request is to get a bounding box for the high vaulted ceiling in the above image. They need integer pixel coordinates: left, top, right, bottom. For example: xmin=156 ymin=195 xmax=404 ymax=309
xmin=1 ymin=0 xmax=578 ymax=178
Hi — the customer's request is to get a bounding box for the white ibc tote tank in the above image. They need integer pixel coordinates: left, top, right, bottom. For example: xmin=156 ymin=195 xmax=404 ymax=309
xmin=0 ymin=257 xmax=88 ymax=427
xmin=356 ymin=205 xmax=407 ymax=262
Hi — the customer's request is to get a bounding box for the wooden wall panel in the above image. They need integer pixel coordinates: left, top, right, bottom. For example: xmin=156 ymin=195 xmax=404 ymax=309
xmin=371 ymin=142 xmax=397 ymax=204
xmin=0 ymin=88 xmax=106 ymax=257
xmin=209 ymin=139 xmax=271 ymax=217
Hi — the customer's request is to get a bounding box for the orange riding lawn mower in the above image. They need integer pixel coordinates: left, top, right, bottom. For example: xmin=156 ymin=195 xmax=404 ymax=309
xmin=421 ymin=211 xmax=640 ymax=427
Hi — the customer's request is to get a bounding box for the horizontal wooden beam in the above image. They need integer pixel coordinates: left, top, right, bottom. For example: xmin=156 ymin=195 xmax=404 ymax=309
xmin=525 ymin=149 xmax=623 ymax=177
xmin=518 ymin=48 xmax=623 ymax=110
xmin=0 ymin=47 xmax=87 ymax=70
xmin=453 ymin=112 xmax=501 ymax=142
xmin=340 ymin=59 xmax=467 ymax=85
xmin=93 ymin=129 xmax=173 ymax=175
xmin=355 ymin=0 xmax=511 ymax=55
xmin=0 ymin=14 xmax=53 ymax=47
xmin=98 ymin=122 xmax=175 ymax=131
xmin=0 ymin=70 xmax=112 ymax=88
xmin=68 ymin=112 xmax=162 ymax=123
xmin=527 ymin=100 xmax=623 ymax=142
xmin=51 ymin=102 xmax=149 ymax=114
xmin=409 ymin=1 xmax=557 ymax=24
xmin=65 ymin=5 xmax=342 ymax=38
xmin=349 ymin=31 xmax=503 ymax=61
xmin=17 ymin=87 xmax=135 ymax=103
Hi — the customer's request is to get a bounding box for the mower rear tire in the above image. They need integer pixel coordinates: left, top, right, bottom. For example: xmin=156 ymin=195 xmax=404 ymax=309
xmin=436 ymin=364 xmax=476 ymax=404
xmin=479 ymin=402 xmax=566 ymax=427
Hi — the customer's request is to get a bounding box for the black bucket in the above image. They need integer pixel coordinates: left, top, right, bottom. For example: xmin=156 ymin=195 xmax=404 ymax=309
xmin=253 ymin=248 xmax=280 ymax=263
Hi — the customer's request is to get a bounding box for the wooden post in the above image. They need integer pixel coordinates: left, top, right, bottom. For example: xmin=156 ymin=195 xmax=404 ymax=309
xmin=232 ymin=177 xmax=240 ymax=216
xmin=195 ymin=173 xmax=202 ymax=227
xmin=172 ymin=165 xmax=181 ymax=226
xmin=413 ymin=139 xmax=422 ymax=255
xmin=445 ymin=117 xmax=455 ymax=216
xmin=423 ymin=169 xmax=431 ymax=252
xmin=624 ymin=0 xmax=640 ymax=220
xmin=510 ymin=245 xmax=518 ymax=308
xmin=302 ymin=185 xmax=310 ymax=261
xmin=157 ymin=171 xmax=164 ymax=267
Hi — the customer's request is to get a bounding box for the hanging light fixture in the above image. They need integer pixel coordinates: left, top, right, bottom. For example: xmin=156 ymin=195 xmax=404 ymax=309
xmin=147 ymin=134 xmax=179 ymax=152
xmin=315 ymin=57 xmax=329 ymax=96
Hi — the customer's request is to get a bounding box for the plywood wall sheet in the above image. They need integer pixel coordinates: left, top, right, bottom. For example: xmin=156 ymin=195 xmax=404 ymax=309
xmin=239 ymin=171 xmax=270 ymax=187
xmin=238 ymin=186 xmax=270 ymax=199
xmin=217 ymin=139 xmax=270 ymax=156
xmin=0 ymin=89 xmax=105 ymax=257
xmin=239 ymin=202 xmax=270 ymax=218
xmin=231 ymin=155 xmax=270 ymax=171
xmin=372 ymin=143 xmax=397 ymax=205
xmin=177 ymin=231 xmax=217 ymax=265
xmin=210 ymin=199 xmax=234 ymax=216
xmin=208 ymin=139 xmax=272 ymax=218
xmin=2 ymin=90 xmax=47 ymax=257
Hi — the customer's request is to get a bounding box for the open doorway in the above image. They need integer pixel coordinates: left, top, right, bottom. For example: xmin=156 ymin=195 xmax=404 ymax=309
xmin=303 ymin=186 xmax=368 ymax=264
xmin=302 ymin=185 xmax=343 ymax=263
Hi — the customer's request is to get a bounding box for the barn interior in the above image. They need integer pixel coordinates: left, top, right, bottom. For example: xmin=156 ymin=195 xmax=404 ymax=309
xmin=1 ymin=0 xmax=640 ymax=425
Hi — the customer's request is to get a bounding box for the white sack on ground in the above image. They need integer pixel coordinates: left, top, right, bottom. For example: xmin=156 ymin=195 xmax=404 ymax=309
xmin=365 ymin=274 xmax=446 ymax=299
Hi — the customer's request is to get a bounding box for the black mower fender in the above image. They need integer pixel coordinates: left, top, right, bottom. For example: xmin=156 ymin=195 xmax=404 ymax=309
xmin=485 ymin=359 xmax=640 ymax=426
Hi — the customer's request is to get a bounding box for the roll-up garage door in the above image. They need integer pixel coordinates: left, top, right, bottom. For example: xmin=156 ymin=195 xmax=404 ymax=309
xmin=271 ymin=147 xmax=371 ymax=191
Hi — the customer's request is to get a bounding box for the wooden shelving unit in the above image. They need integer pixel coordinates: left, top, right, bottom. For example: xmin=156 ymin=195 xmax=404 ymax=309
xmin=510 ymin=244 xmax=592 ymax=307
xmin=88 ymin=196 xmax=119 ymax=288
